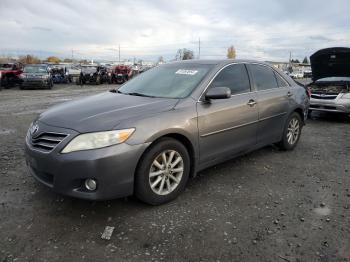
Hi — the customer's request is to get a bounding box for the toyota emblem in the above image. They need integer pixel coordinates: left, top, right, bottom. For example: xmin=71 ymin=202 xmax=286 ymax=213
xmin=30 ymin=123 xmax=39 ymax=136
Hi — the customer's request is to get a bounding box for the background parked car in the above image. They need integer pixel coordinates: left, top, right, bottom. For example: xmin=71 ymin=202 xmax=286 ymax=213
xmin=308 ymin=47 xmax=350 ymax=115
xmin=111 ymin=64 xmax=132 ymax=84
xmin=78 ymin=65 xmax=109 ymax=85
xmin=51 ymin=65 xmax=69 ymax=84
xmin=65 ymin=64 xmax=81 ymax=83
xmin=0 ymin=63 xmax=23 ymax=90
xmin=289 ymin=71 xmax=304 ymax=79
xmin=20 ymin=64 xmax=53 ymax=90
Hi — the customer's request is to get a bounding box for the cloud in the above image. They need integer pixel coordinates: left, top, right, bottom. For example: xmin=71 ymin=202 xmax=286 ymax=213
xmin=31 ymin=26 xmax=52 ymax=32
xmin=0 ymin=0 xmax=349 ymax=61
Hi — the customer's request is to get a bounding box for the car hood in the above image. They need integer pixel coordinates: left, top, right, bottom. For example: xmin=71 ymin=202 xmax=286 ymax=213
xmin=310 ymin=47 xmax=350 ymax=81
xmin=23 ymin=73 xmax=48 ymax=77
xmin=38 ymin=92 xmax=179 ymax=133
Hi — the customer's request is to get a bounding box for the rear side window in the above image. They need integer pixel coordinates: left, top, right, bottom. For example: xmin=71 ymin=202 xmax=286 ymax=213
xmin=210 ymin=64 xmax=251 ymax=95
xmin=274 ymin=72 xmax=289 ymax=87
xmin=250 ymin=64 xmax=278 ymax=91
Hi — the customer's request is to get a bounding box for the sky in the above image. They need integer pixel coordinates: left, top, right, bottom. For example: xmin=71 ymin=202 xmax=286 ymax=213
xmin=0 ymin=0 xmax=349 ymax=62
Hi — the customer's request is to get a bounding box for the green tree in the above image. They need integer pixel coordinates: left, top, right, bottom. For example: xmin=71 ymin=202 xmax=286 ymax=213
xmin=302 ymin=56 xmax=309 ymax=64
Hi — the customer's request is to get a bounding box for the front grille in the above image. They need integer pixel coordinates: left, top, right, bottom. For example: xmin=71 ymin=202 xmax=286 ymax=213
xmin=31 ymin=132 xmax=68 ymax=152
xmin=311 ymin=93 xmax=338 ymax=100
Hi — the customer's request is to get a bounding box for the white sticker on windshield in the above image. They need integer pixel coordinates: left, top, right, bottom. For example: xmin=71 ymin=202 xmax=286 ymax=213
xmin=175 ymin=69 xmax=198 ymax=75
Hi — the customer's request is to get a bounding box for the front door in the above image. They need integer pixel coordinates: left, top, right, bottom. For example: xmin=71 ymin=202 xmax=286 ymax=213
xmin=197 ymin=63 xmax=259 ymax=164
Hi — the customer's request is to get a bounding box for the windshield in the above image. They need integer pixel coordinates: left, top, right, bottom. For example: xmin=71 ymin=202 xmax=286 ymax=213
xmin=118 ymin=63 xmax=213 ymax=98
xmin=0 ymin=64 xmax=13 ymax=70
xmin=23 ymin=66 xmax=47 ymax=73
xmin=81 ymin=66 xmax=97 ymax=73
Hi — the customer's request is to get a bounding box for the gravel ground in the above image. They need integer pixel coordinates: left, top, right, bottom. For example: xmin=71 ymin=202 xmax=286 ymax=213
xmin=0 ymin=84 xmax=349 ymax=262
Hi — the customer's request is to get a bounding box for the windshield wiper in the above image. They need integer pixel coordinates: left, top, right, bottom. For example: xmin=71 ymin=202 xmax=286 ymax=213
xmin=110 ymin=90 xmax=155 ymax=98
xmin=125 ymin=92 xmax=156 ymax=98
xmin=109 ymin=89 xmax=123 ymax=94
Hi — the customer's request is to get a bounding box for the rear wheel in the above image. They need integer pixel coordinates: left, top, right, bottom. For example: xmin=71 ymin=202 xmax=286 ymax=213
xmin=135 ymin=138 xmax=190 ymax=205
xmin=47 ymin=79 xmax=53 ymax=89
xmin=277 ymin=112 xmax=302 ymax=151
xmin=96 ymin=76 xmax=101 ymax=85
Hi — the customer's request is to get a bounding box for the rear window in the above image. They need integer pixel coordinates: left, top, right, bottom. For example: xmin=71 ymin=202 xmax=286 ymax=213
xmin=274 ymin=72 xmax=289 ymax=87
xmin=250 ymin=64 xmax=278 ymax=91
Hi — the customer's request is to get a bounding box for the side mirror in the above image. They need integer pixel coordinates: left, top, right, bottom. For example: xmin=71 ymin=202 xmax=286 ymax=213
xmin=205 ymin=87 xmax=231 ymax=100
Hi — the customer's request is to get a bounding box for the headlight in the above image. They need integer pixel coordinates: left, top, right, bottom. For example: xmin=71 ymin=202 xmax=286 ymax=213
xmin=61 ymin=128 xmax=135 ymax=153
xmin=41 ymin=75 xmax=49 ymax=79
xmin=342 ymin=93 xmax=350 ymax=99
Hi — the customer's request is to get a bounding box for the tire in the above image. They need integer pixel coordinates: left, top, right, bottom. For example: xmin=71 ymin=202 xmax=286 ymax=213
xmin=96 ymin=76 xmax=101 ymax=85
xmin=276 ymin=112 xmax=302 ymax=151
xmin=307 ymin=109 xmax=312 ymax=118
xmin=47 ymin=80 xmax=53 ymax=89
xmin=135 ymin=138 xmax=190 ymax=205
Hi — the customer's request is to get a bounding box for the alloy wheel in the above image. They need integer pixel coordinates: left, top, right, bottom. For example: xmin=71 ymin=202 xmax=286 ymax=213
xmin=286 ymin=117 xmax=300 ymax=145
xmin=149 ymin=150 xmax=184 ymax=196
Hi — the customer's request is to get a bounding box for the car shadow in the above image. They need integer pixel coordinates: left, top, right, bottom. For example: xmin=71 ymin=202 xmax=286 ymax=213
xmin=309 ymin=111 xmax=350 ymax=123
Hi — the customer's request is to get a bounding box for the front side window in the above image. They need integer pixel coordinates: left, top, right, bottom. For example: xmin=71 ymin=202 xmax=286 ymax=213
xmin=250 ymin=64 xmax=278 ymax=91
xmin=210 ymin=64 xmax=251 ymax=95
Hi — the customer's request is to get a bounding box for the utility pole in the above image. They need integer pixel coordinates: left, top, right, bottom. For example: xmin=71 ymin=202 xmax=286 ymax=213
xmin=289 ymin=51 xmax=292 ymax=63
xmin=71 ymin=49 xmax=74 ymax=61
xmin=198 ymin=38 xmax=201 ymax=59
xmin=118 ymin=44 xmax=121 ymax=63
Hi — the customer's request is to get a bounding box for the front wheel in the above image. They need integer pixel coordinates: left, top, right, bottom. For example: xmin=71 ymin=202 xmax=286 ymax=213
xmin=135 ymin=138 xmax=190 ymax=205
xmin=276 ymin=112 xmax=302 ymax=151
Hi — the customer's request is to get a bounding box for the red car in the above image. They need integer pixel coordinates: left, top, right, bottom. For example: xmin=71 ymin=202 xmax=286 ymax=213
xmin=0 ymin=63 xmax=23 ymax=90
xmin=112 ymin=65 xmax=133 ymax=84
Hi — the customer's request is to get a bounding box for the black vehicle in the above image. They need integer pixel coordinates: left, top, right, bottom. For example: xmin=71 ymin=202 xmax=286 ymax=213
xmin=51 ymin=65 xmax=69 ymax=84
xmin=20 ymin=64 xmax=53 ymax=90
xmin=78 ymin=65 xmax=109 ymax=85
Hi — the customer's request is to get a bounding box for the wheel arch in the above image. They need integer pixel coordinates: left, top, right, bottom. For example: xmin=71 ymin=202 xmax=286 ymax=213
xmin=293 ymin=107 xmax=305 ymax=124
xmin=136 ymin=131 xmax=197 ymax=179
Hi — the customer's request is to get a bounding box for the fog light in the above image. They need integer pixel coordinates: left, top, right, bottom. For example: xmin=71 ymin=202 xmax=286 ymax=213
xmin=84 ymin=179 xmax=97 ymax=191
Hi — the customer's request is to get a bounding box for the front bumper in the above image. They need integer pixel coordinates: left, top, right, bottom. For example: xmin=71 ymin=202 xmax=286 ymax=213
xmin=310 ymin=96 xmax=350 ymax=114
xmin=24 ymin=122 xmax=149 ymax=200
xmin=22 ymin=79 xmax=50 ymax=87
xmin=81 ymin=75 xmax=97 ymax=83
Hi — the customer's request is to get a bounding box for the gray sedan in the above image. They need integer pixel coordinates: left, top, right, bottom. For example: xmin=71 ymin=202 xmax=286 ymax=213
xmin=25 ymin=60 xmax=309 ymax=205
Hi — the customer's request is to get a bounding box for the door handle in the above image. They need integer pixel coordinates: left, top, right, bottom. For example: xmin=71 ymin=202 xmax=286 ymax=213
xmin=287 ymin=91 xmax=293 ymax=97
xmin=247 ymin=99 xmax=257 ymax=107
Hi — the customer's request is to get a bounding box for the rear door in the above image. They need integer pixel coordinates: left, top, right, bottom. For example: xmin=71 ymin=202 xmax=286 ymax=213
xmin=247 ymin=64 xmax=291 ymax=144
xmin=197 ymin=63 xmax=259 ymax=164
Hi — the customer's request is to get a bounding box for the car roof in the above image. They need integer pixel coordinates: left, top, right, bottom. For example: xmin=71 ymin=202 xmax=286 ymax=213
xmin=168 ymin=59 xmax=271 ymax=66
xmin=25 ymin=64 xmax=48 ymax=67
